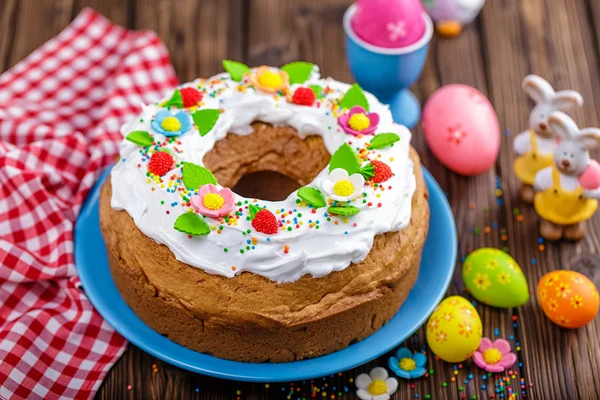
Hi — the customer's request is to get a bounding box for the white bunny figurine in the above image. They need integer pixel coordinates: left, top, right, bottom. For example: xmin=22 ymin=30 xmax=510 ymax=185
xmin=513 ymin=75 xmax=583 ymax=203
xmin=533 ymin=111 xmax=600 ymax=241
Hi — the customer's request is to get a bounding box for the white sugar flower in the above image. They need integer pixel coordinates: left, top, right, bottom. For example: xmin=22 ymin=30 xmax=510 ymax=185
xmin=322 ymin=168 xmax=365 ymax=201
xmin=355 ymin=367 xmax=398 ymax=400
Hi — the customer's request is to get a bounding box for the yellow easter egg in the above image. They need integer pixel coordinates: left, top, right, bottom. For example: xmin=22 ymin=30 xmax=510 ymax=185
xmin=426 ymin=296 xmax=483 ymax=362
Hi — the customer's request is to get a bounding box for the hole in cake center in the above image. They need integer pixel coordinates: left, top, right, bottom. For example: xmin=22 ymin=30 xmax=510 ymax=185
xmin=202 ymin=122 xmax=331 ymax=202
xmin=232 ymin=171 xmax=301 ymax=201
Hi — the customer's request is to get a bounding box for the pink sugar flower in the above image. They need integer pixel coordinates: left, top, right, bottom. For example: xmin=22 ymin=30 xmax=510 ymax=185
xmin=472 ymin=338 xmax=517 ymax=373
xmin=191 ymin=184 xmax=235 ymax=218
xmin=338 ymin=106 xmax=380 ymax=136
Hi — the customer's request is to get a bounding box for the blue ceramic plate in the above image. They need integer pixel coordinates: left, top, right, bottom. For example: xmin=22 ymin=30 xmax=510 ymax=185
xmin=75 ymin=167 xmax=456 ymax=382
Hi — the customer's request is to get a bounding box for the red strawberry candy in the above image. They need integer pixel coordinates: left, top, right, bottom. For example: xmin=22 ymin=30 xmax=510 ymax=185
xmin=148 ymin=151 xmax=174 ymax=176
xmin=371 ymin=160 xmax=393 ymax=183
xmin=252 ymin=209 xmax=279 ymax=234
xmin=292 ymin=87 xmax=316 ymax=106
xmin=180 ymin=87 xmax=203 ymax=108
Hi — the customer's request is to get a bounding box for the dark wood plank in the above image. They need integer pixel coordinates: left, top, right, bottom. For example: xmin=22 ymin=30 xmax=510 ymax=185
xmin=4 ymin=0 xmax=75 ymax=69
xmin=0 ymin=0 xmax=18 ymax=71
xmin=548 ymin=2 xmax=600 ymax=398
xmin=590 ymin=0 xmax=600 ymax=63
xmin=247 ymin=0 xmax=353 ymax=81
xmin=417 ymin=23 xmax=522 ymax=400
xmin=478 ymin=0 xmax=545 ymax=396
xmin=480 ymin=1 xmax=600 ymax=399
xmin=135 ymin=0 xmax=245 ymax=82
xmin=72 ymin=0 xmax=133 ymax=26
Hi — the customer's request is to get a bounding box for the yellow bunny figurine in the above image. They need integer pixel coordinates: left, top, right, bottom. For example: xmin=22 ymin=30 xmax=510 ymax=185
xmin=513 ymin=75 xmax=583 ymax=203
xmin=533 ymin=112 xmax=600 ymax=240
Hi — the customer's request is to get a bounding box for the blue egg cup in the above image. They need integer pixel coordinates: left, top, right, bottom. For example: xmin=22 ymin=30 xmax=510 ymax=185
xmin=343 ymin=4 xmax=433 ymax=128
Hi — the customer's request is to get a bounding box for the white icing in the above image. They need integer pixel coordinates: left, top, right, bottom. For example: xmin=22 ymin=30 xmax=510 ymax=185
xmin=110 ymin=68 xmax=416 ymax=283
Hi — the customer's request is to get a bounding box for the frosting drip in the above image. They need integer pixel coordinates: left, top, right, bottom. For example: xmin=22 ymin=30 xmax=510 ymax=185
xmin=110 ymin=69 xmax=416 ymax=282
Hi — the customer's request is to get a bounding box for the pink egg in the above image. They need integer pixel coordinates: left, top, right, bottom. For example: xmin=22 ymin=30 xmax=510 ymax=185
xmin=351 ymin=0 xmax=425 ymax=48
xmin=579 ymin=160 xmax=600 ymax=190
xmin=422 ymin=85 xmax=500 ymax=176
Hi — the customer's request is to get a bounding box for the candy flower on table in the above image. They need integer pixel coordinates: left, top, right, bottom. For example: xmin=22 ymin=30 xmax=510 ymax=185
xmin=472 ymin=338 xmax=517 ymax=373
xmin=355 ymin=367 xmax=398 ymax=400
xmin=388 ymin=347 xmax=427 ymax=379
xmin=151 ymin=109 xmax=192 ymax=137
xmin=338 ymin=106 xmax=380 ymax=136
xmin=191 ymin=184 xmax=235 ymax=218
xmin=322 ymin=168 xmax=365 ymax=201
xmin=249 ymin=66 xmax=289 ymax=94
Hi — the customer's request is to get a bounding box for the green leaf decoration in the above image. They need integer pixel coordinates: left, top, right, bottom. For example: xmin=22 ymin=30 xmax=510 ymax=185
xmin=281 ymin=62 xmax=315 ymax=85
xmin=359 ymin=163 xmax=375 ymax=180
xmin=125 ymin=130 xmax=153 ymax=146
xmin=192 ymin=109 xmax=220 ymax=136
xmin=327 ymin=205 xmax=360 ymax=216
xmin=248 ymin=204 xmax=262 ymax=219
xmin=369 ymin=133 xmax=400 ymax=149
xmin=310 ymin=84 xmax=324 ymax=99
xmin=182 ymin=162 xmax=217 ymax=190
xmin=297 ymin=187 xmax=326 ymax=208
xmin=164 ymin=89 xmax=183 ymax=108
xmin=339 ymin=83 xmax=369 ymax=112
xmin=173 ymin=212 xmax=210 ymax=236
xmin=329 ymin=143 xmax=360 ymax=175
xmin=222 ymin=60 xmax=251 ymax=82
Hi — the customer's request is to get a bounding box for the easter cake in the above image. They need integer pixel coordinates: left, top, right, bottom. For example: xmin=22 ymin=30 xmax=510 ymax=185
xmin=99 ymin=61 xmax=429 ymax=362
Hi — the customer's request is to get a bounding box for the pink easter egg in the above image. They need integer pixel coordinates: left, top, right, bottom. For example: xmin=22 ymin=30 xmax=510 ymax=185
xmin=579 ymin=160 xmax=600 ymax=190
xmin=422 ymin=85 xmax=500 ymax=176
xmin=351 ymin=0 xmax=425 ymax=48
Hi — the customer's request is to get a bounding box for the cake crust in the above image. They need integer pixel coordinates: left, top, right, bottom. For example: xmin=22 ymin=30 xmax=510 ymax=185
xmin=100 ymin=124 xmax=429 ymax=362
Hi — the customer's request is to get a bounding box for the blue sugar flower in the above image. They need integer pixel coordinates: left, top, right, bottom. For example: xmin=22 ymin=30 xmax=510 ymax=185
xmin=151 ymin=109 xmax=192 ymax=137
xmin=388 ymin=347 xmax=427 ymax=379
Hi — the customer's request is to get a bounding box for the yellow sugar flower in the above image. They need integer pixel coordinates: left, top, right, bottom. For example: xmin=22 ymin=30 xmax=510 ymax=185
xmin=250 ymin=66 xmax=289 ymax=94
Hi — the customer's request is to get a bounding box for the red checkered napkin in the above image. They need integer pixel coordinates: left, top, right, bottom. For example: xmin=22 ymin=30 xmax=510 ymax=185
xmin=0 ymin=8 xmax=178 ymax=399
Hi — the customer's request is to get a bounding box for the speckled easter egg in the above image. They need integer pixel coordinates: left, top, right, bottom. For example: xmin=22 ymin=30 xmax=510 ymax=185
xmin=422 ymin=85 xmax=500 ymax=176
xmin=537 ymin=270 xmax=599 ymax=329
xmin=426 ymin=296 xmax=482 ymax=362
xmin=351 ymin=0 xmax=426 ymax=48
xmin=462 ymin=248 xmax=529 ymax=308
xmin=579 ymin=160 xmax=600 ymax=190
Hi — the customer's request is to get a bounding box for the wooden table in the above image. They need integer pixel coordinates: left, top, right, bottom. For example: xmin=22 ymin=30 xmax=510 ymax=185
xmin=2 ymin=0 xmax=599 ymax=399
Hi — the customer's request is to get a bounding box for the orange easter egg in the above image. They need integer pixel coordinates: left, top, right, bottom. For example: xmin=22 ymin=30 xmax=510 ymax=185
xmin=537 ymin=270 xmax=599 ymax=329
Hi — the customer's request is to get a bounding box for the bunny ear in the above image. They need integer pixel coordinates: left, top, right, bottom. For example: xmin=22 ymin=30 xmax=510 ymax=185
xmin=551 ymin=90 xmax=584 ymax=111
xmin=522 ymin=75 xmax=555 ymax=104
xmin=547 ymin=111 xmax=578 ymax=141
xmin=578 ymin=128 xmax=600 ymax=150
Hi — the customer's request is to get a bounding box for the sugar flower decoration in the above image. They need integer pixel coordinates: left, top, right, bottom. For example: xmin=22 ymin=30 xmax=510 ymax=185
xmin=322 ymin=168 xmax=365 ymax=201
xmin=338 ymin=106 xmax=380 ymax=136
xmin=151 ymin=109 xmax=192 ymax=137
xmin=472 ymin=338 xmax=517 ymax=373
xmin=249 ymin=66 xmax=289 ymax=94
xmin=191 ymin=184 xmax=235 ymax=218
xmin=388 ymin=347 xmax=427 ymax=379
xmin=355 ymin=367 xmax=398 ymax=400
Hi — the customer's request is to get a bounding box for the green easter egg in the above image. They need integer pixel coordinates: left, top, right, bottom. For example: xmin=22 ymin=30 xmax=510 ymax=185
xmin=462 ymin=248 xmax=529 ymax=308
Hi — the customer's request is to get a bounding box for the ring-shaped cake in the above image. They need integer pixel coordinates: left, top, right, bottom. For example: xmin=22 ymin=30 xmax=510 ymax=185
xmin=100 ymin=62 xmax=429 ymax=362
